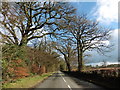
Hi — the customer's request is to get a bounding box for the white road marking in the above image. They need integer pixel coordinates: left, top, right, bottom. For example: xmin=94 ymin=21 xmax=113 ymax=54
xmin=63 ymin=77 xmax=66 ymax=82
xmin=59 ymin=71 xmax=72 ymax=90
xmin=68 ymin=85 xmax=72 ymax=90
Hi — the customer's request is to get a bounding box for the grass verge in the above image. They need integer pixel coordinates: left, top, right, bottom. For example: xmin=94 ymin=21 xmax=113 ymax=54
xmin=2 ymin=72 xmax=54 ymax=88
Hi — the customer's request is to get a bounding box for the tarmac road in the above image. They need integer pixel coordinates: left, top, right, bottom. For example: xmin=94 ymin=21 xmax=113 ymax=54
xmin=34 ymin=71 xmax=106 ymax=90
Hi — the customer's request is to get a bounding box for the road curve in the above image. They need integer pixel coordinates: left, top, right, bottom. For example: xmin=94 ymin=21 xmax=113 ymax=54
xmin=34 ymin=71 xmax=106 ymax=90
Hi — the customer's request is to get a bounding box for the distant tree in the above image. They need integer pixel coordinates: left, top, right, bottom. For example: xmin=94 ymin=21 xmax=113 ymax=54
xmin=0 ymin=2 xmax=76 ymax=46
xmin=101 ymin=60 xmax=107 ymax=67
xmin=26 ymin=48 xmax=58 ymax=73
xmin=52 ymin=40 xmax=76 ymax=72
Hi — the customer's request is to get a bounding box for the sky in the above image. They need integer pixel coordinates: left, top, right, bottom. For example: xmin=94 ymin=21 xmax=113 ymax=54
xmin=70 ymin=0 xmax=119 ymax=66
xmin=71 ymin=0 xmax=118 ymax=29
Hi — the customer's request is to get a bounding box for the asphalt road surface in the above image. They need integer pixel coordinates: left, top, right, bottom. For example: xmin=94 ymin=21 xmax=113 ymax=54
xmin=34 ymin=71 xmax=106 ymax=90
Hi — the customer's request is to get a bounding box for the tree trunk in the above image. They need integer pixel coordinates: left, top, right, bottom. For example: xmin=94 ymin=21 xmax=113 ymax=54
xmin=19 ymin=35 xmax=28 ymax=46
xmin=79 ymin=49 xmax=83 ymax=72
xmin=66 ymin=62 xmax=71 ymax=72
xmin=64 ymin=55 xmax=71 ymax=72
xmin=77 ymin=41 xmax=83 ymax=72
xmin=77 ymin=43 xmax=80 ymax=72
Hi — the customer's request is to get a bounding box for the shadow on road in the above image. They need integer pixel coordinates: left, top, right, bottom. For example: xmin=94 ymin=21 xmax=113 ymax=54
xmin=62 ymin=71 xmax=119 ymax=90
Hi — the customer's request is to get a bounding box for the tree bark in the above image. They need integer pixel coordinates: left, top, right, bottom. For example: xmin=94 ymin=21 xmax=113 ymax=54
xmin=79 ymin=49 xmax=83 ymax=72
xmin=66 ymin=62 xmax=71 ymax=72
xmin=77 ymin=42 xmax=80 ymax=72
xmin=19 ymin=35 xmax=28 ymax=46
xmin=64 ymin=55 xmax=71 ymax=72
xmin=77 ymin=40 xmax=83 ymax=72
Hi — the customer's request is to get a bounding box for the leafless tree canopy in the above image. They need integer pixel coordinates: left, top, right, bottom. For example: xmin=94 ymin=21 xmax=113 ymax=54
xmin=69 ymin=16 xmax=111 ymax=52
xmin=0 ymin=2 xmax=76 ymax=46
xmin=0 ymin=1 xmax=112 ymax=72
xmin=59 ymin=15 xmax=111 ymax=71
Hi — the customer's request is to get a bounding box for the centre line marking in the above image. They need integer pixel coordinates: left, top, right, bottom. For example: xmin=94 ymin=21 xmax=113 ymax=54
xmin=59 ymin=71 xmax=72 ymax=90
xmin=63 ymin=77 xmax=66 ymax=82
xmin=68 ymin=85 xmax=72 ymax=90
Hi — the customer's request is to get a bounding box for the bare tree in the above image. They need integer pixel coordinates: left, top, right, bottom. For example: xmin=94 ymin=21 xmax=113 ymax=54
xmin=0 ymin=2 xmax=76 ymax=46
xmin=63 ymin=15 xmax=111 ymax=72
